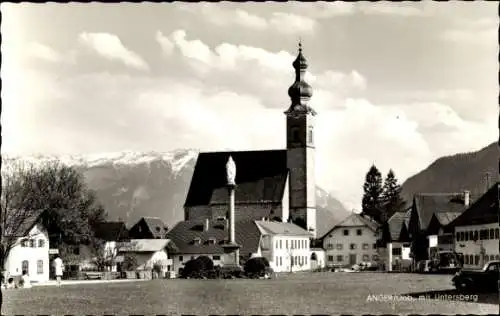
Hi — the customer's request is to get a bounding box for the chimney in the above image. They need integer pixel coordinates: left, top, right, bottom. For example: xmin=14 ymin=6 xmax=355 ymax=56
xmin=204 ymin=218 xmax=210 ymax=232
xmin=463 ymin=190 xmax=470 ymax=207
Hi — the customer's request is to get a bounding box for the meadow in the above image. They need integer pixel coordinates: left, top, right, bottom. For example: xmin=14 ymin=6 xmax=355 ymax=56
xmin=3 ymin=272 xmax=498 ymax=315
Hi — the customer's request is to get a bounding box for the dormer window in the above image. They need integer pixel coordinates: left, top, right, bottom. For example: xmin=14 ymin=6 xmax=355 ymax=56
xmin=208 ymin=238 xmax=216 ymax=245
xmin=193 ymin=237 xmax=201 ymax=245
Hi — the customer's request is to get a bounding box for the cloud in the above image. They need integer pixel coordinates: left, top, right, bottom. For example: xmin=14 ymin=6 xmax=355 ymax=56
xmin=78 ymin=32 xmax=150 ymax=71
xmin=155 ymin=31 xmax=175 ymax=55
xmin=440 ymin=27 xmax=497 ymax=45
xmin=357 ymin=3 xmax=428 ymax=17
xmin=25 ymin=42 xmax=65 ymax=63
xmin=268 ymin=12 xmax=317 ymax=34
xmin=158 ymin=29 xmax=366 ymax=111
xmin=177 ymin=4 xmax=316 ymax=34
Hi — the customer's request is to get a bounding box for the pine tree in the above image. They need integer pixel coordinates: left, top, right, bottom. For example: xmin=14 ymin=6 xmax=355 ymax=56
xmin=361 ymin=165 xmax=384 ymax=223
xmin=381 ymin=169 xmax=405 ymax=221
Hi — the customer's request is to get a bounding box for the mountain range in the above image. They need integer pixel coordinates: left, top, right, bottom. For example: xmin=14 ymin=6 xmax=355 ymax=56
xmin=3 ymin=141 xmax=496 ymax=236
xmin=401 ymin=141 xmax=498 ymax=202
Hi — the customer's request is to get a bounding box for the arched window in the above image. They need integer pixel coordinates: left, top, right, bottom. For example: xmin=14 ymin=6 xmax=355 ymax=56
xmin=311 ymin=252 xmax=317 ymax=261
xmin=21 ymin=260 xmax=29 ymax=274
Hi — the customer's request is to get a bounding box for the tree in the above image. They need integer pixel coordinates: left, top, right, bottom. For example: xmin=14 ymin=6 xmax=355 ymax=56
xmin=381 ymin=169 xmax=405 ymax=221
xmin=361 ymin=165 xmax=384 ymax=223
xmin=0 ymin=160 xmax=107 ymax=271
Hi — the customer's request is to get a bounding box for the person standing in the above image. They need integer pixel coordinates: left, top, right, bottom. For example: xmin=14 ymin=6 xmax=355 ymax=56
xmin=53 ymin=256 xmax=64 ymax=286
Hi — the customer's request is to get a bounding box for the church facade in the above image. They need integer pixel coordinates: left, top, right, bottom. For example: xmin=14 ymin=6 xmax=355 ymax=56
xmin=183 ymin=43 xmax=318 ymax=238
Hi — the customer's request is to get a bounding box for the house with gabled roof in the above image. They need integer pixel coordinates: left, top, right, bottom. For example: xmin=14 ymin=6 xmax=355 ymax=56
xmin=128 ymin=217 xmax=168 ymax=239
xmin=70 ymin=221 xmax=130 ymax=273
xmin=407 ymin=191 xmax=471 ymax=263
xmin=182 ymin=43 xmax=320 ymax=238
xmin=3 ymin=209 xmax=50 ymax=283
xmin=446 ymin=183 xmax=499 ymax=269
xmin=321 ymin=213 xmax=380 ymax=268
xmin=166 ymin=218 xmax=262 ymax=273
xmin=117 ymin=239 xmax=174 ymax=275
xmin=377 ymin=209 xmax=411 ymax=271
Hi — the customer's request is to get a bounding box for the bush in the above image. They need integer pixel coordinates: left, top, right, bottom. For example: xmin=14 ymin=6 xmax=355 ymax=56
xmin=122 ymin=255 xmax=138 ymax=271
xmin=182 ymin=259 xmax=205 ymax=279
xmin=244 ymin=257 xmax=270 ymax=278
xmin=196 ymin=256 xmax=214 ymax=271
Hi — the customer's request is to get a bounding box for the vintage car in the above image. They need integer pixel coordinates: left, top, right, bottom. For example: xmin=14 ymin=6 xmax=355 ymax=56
xmin=452 ymin=260 xmax=500 ymax=293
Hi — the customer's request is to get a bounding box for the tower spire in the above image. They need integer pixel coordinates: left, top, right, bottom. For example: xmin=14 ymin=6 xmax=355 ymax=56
xmin=285 ymin=40 xmax=315 ymax=115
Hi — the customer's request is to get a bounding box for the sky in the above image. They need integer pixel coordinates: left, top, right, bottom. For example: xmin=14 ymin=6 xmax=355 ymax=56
xmin=1 ymin=2 xmax=498 ymax=211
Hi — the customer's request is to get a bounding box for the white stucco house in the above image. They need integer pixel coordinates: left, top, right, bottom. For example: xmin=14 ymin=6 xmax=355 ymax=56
xmin=322 ymin=213 xmax=379 ymax=268
xmin=3 ymin=211 xmax=50 ymax=283
xmin=447 ymin=184 xmax=499 ymax=269
xmin=256 ymin=220 xmax=312 ymax=273
xmin=118 ymin=239 xmax=174 ymax=274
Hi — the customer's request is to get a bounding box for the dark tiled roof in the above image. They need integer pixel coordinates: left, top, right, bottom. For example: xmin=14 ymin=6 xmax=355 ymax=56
xmin=447 ymin=183 xmax=498 ymax=227
xmin=413 ymin=193 xmax=469 ymax=230
xmin=255 ymin=221 xmax=312 ymax=236
xmin=387 ymin=211 xmax=411 ymax=241
xmin=92 ymin=221 xmax=129 ymax=241
xmin=435 ymin=212 xmax=462 ymax=226
xmin=210 ymin=173 xmax=288 ymax=205
xmin=184 ymin=150 xmax=288 ymax=207
xmin=4 ymin=209 xmax=45 ymax=237
xmin=142 ymin=217 xmax=169 ymax=238
xmin=166 ymin=219 xmax=262 ymax=256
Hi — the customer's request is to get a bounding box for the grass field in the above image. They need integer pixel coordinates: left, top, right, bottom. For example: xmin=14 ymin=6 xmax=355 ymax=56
xmin=2 ymin=272 xmax=498 ymax=315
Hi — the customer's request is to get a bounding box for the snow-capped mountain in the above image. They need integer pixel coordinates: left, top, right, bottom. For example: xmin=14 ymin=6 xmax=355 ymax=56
xmin=2 ymin=150 xmax=349 ymax=236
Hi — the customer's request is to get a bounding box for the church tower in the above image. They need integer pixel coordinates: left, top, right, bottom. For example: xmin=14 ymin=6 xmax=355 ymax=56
xmin=285 ymin=42 xmax=317 ymax=238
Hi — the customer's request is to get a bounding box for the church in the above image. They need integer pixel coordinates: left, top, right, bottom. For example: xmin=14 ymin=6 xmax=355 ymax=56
xmin=184 ymin=42 xmax=318 ymax=237
xmin=167 ymin=43 xmax=321 ymax=271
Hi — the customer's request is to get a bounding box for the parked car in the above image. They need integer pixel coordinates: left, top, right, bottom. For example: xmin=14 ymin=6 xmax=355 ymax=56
xmin=452 ymin=260 xmax=500 ymax=293
xmin=428 ymin=251 xmax=463 ymax=274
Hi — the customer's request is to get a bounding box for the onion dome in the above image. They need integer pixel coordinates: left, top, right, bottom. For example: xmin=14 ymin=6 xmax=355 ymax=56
xmin=285 ymin=41 xmax=316 ymax=115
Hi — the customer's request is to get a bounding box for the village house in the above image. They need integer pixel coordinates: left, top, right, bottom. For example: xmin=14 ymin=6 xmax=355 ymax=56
xmin=377 ymin=210 xmax=411 ymax=271
xmin=166 ymin=217 xmax=313 ymax=274
xmin=256 ymin=220 xmax=312 ymax=272
xmin=63 ymin=221 xmax=129 ymax=275
xmin=182 ymin=43 xmax=319 ymax=239
xmin=407 ymin=191 xmax=470 ymax=264
xmin=117 ymin=239 xmax=174 ymax=276
xmin=321 ymin=213 xmax=379 ymax=268
xmin=3 ymin=210 xmax=50 ymax=284
xmin=166 ymin=218 xmax=261 ymax=273
xmin=128 ymin=217 xmax=168 ymax=239
xmin=447 ymin=183 xmax=499 ymax=269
